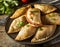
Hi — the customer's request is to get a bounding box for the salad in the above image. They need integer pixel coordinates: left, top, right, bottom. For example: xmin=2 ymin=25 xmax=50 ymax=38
xmin=0 ymin=0 xmax=19 ymax=15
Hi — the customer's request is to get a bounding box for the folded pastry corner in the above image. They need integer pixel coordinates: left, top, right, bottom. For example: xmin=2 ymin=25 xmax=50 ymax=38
xmin=31 ymin=25 xmax=56 ymax=42
xmin=10 ymin=5 xmax=31 ymax=19
xmin=26 ymin=8 xmax=43 ymax=27
xmin=8 ymin=15 xmax=27 ymax=33
xmin=34 ymin=4 xmax=57 ymax=14
xmin=45 ymin=12 xmax=60 ymax=25
xmin=15 ymin=24 xmax=36 ymax=41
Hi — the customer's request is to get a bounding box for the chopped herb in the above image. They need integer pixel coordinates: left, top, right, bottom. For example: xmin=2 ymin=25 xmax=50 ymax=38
xmin=5 ymin=7 xmax=14 ymax=15
xmin=49 ymin=13 xmax=56 ymax=17
xmin=40 ymin=4 xmax=45 ymax=6
xmin=0 ymin=0 xmax=2 ymax=2
xmin=38 ymin=27 xmax=43 ymax=30
xmin=52 ymin=18 xmax=56 ymax=21
xmin=31 ymin=17 xmax=33 ymax=20
xmin=0 ymin=0 xmax=19 ymax=15
xmin=26 ymin=24 xmax=30 ymax=27
xmin=31 ymin=10 xmax=39 ymax=13
xmin=18 ymin=21 xmax=24 ymax=27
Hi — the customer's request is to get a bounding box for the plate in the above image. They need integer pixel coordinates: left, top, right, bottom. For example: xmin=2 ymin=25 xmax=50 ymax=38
xmin=5 ymin=3 xmax=60 ymax=45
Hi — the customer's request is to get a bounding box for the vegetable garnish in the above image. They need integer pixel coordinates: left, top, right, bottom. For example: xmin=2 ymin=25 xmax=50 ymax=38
xmin=26 ymin=24 xmax=30 ymax=27
xmin=0 ymin=0 xmax=19 ymax=15
xmin=22 ymin=0 xmax=29 ymax=3
xmin=49 ymin=13 xmax=56 ymax=17
xmin=52 ymin=18 xmax=56 ymax=21
xmin=31 ymin=17 xmax=33 ymax=20
xmin=31 ymin=10 xmax=39 ymax=13
xmin=38 ymin=27 xmax=43 ymax=30
xmin=18 ymin=21 xmax=24 ymax=27
xmin=0 ymin=0 xmax=2 ymax=2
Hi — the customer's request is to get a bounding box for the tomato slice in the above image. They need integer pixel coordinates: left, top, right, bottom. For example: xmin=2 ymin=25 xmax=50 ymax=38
xmin=22 ymin=0 xmax=29 ymax=3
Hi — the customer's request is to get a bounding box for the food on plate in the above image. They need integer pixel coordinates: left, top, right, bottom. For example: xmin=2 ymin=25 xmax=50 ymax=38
xmin=7 ymin=4 xmax=58 ymax=43
xmin=8 ymin=15 xmax=27 ymax=33
xmin=45 ymin=12 xmax=60 ymax=25
xmin=34 ymin=4 xmax=57 ymax=14
xmin=10 ymin=5 xmax=31 ymax=19
xmin=26 ymin=8 xmax=42 ymax=27
xmin=15 ymin=24 xmax=36 ymax=41
xmin=31 ymin=25 xmax=56 ymax=42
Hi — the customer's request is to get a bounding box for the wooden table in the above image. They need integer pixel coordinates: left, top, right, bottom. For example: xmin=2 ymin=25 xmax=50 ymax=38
xmin=0 ymin=15 xmax=60 ymax=47
xmin=0 ymin=26 xmax=60 ymax=47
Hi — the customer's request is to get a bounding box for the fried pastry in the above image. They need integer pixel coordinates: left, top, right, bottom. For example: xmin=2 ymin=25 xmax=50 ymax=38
xmin=45 ymin=12 xmax=60 ymax=25
xmin=26 ymin=8 xmax=42 ymax=27
xmin=8 ymin=15 xmax=27 ymax=33
xmin=31 ymin=25 xmax=56 ymax=42
xmin=10 ymin=5 xmax=31 ymax=19
xmin=15 ymin=24 xmax=36 ymax=41
xmin=34 ymin=4 xmax=57 ymax=14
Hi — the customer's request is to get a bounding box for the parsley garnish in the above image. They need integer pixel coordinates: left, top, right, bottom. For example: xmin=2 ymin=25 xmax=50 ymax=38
xmin=18 ymin=21 xmax=24 ymax=27
xmin=26 ymin=24 xmax=30 ymax=27
xmin=38 ymin=27 xmax=43 ymax=30
xmin=31 ymin=17 xmax=33 ymax=20
xmin=31 ymin=10 xmax=39 ymax=13
xmin=49 ymin=13 xmax=56 ymax=17
xmin=52 ymin=18 xmax=56 ymax=21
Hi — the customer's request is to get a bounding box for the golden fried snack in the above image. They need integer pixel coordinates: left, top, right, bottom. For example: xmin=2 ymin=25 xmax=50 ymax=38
xmin=31 ymin=25 xmax=56 ymax=42
xmin=8 ymin=15 xmax=27 ymax=33
xmin=10 ymin=5 xmax=31 ymax=19
xmin=34 ymin=4 xmax=57 ymax=14
xmin=15 ymin=24 xmax=36 ymax=41
xmin=26 ymin=8 xmax=42 ymax=27
xmin=45 ymin=12 xmax=60 ymax=25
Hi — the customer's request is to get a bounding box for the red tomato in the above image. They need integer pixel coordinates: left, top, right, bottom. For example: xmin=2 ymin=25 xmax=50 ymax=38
xmin=22 ymin=0 xmax=29 ymax=3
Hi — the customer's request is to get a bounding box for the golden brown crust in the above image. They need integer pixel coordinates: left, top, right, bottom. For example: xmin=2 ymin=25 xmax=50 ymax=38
xmin=8 ymin=15 xmax=27 ymax=33
xmin=8 ymin=4 xmax=58 ymax=43
xmin=31 ymin=25 xmax=56 ymax=42
xmin=34 ymin=4 xmax=57 ymax=14
xmin=10 ymin=5 xmax=31 ymax=19
xmin=45 ymin=12 xmax=60 ymax=25
xmin=26 ymin=17 xmax=43 ymax=27
xmin=15 ymin=24 xmax=36 ymax=41
xmin=26 ymin=8 xmax=43 ymax=27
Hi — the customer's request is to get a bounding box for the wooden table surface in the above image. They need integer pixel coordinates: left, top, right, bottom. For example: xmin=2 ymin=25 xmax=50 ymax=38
xmin=0 ymin=15 xmax=60 ymax=47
